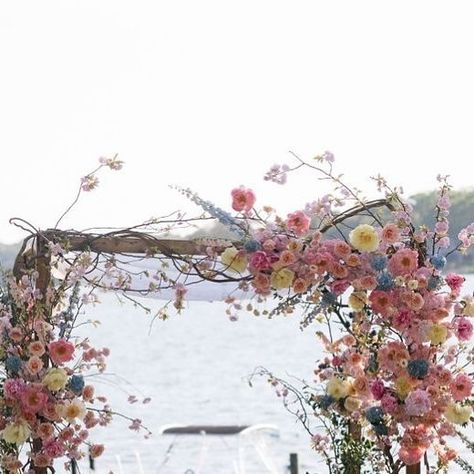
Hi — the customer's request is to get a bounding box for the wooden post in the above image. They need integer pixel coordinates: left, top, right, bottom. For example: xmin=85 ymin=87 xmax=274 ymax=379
xmin=30 ymin=236 xmax=51 ymax=474
xmin=289 ymin=453 xmax=299 ymax=474
xmin=348 ymin=421 xmax=361 ymax=474
xmin=406 ymin=463 xmax=420 ymax=474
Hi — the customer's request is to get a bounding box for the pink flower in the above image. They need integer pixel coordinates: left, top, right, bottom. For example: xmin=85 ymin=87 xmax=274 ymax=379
xmin=370 ymin=380 xmax=386 ymax=400
xmin=381 ymin=393 xmax=399 ymax=414
xmin=90 ymin=444 xmax=105 ymax=458
xmin=43 ymin=439 xmax=65 ymax=458
xmin=393 ymin=310 xmax=412 ymax=330
xmin=399 ymin=446 xmax=425 ymax=466
xmin=451 ymin=373 xmax=473 ymax=401
xmin=388 ymin=248 xmax=419 ymax=276
xmin=381 ymin=223 xmax=401 ymax=244
xmin=286 ymin=210 xmax=310 ymax=236
xmin=455 ymin=317 xmax=473 ymax=341
xmin=4 ymin=378 xmax=26 ymax=400
xmin=36 ymin=423 xmax=54 ymax=441
xmin=445 ymin=273 xmax=465 ymax=293
xmin=26 ymin=356 xmax=44 ymax=375
xmin=250 ymin=251 xmax=273 ymax=271
xmin=369 ymin=290 xmax=393 ymax=317
xmin=48 ymin=339 xmax=75 ymax=366
xmin=29 ymin=341 xmax=45 ymax=357
xmin=21 ymin=384 xmax=48 ymax=414
xmin=330 ymin=279 xmax=351 ymax=296
xmin=435 ymin=220 xmax=449 ymax=235
xmin=231 ymin=186 xmax=256 ymax=213
xmin=405 ymin=389 xmax=431 ymax=417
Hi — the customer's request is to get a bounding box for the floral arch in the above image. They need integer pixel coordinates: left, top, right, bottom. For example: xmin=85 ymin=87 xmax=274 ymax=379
xmin=3 ymin=154 xmax=474 ymax=474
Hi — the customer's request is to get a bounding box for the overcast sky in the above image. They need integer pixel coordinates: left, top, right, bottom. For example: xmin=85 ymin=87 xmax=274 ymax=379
xmin=1 ymin=1 xmax=474 ymax=243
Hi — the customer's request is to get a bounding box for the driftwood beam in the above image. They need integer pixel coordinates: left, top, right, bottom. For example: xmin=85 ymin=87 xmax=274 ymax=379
xmin=41 ymin=230 xmax=237 ymax=256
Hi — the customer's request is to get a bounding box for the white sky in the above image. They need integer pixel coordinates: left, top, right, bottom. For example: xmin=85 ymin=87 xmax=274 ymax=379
xmin=1 ymin=1 xmax=474 ymax=243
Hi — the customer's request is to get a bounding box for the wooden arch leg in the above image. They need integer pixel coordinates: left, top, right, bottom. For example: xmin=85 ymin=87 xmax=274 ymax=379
xmin=406 ymin=462 xmax=420 ymax=474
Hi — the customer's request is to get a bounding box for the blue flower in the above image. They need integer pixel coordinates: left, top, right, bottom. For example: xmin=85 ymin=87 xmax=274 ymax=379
xmin=377 ymin=272 xmax=394 ymax=291
xmin=244 ymin=240 xmax=261 ymax=253
xmin=322 ymin=292 xmax=337 ymax=306
xmin=365 ymin=406 xmax=384 ymax=425
xmin=373 ymin=423 xmax=388 ymax=436
xmin=6 ymin=356 xmax=22 ymax=374
xmin=427 ymin=276 xmax=442 ymax=290
xmin=319 ymin=394 xmax=334 ymax=410
xmin=69 ymin=375 xmax=85 ymax=394
xmin=431 ymin=255 xmax=446 ymax=270
xmin=407 ymin=359 xmax=429 ymax=379
xmin=371 ymin=255 xmax=388 ymax=272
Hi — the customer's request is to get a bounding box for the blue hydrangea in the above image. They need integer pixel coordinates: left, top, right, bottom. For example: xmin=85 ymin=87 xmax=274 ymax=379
xmin=69 ymin=375 xmax=85 ymax=394
xmin=427 ymin=276 xmax=442 ymax=290
xmin=322 ymin=291 xmax=337 ymax=306
xmin=319 ymin=394 xmax=334 ymax=410
xmin=407 ymin=359 xmax=429 ymax=379
xmin=431 ymin=255 xmax=447 ymax=270
xmin=244 ymin=240 xmax=261 ymax=253
xmin=371 ymin=255 xmax=388 ymax=271
xmin=6 ymin=355 xmax=22 ymax=374
xmin=377 ymin=272 xmax=394 ymax=291
xmin=372 ymin=423 xmax=388 ymax=436
xmin=365 ymin=406 xmax=384 ymax=425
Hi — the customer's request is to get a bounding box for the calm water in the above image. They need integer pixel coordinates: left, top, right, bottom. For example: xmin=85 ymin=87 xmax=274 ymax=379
xmin=70 ymin=276 xmax=474 ymax=474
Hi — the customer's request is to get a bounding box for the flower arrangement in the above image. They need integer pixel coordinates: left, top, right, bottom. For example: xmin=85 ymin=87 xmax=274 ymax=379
xmin=3 ymin=152 xmax=474 ymax=473
xmin=175 ymin=152 xmax=474 ymax=473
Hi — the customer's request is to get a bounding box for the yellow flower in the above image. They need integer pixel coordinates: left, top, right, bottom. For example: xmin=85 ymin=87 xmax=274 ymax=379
xmin=427 ymin=323 xmax=448 ymax=345
xmin=445 ymin=402 xmax=472 ymax=425
xmin=57 ymin=399 xmax=86 ymax=422
xmin=220 ymin=247 xmax=248 ymax=273
xmin=344 ymin=396 xmax=362 ymax=412
xmin=348 ymin=291 xmax=367 ymax=311
xmin=349 ymin=224 xmax=380 ymax=253
xmin=270 ymin=268 xmax=295 ymax=290
xmin=43 ymin=368 xmax=68 ymax=391
xmin=2 ymin=421 xmax=31 ymax=445
xmin=394 ymin=375 xmax=414 ymax=399
xmin=326 ymin=377 xmax=350 ymax=399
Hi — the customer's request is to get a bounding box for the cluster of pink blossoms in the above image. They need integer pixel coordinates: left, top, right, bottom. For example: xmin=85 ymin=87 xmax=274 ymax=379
xmin=0 ymin=275 xmax=111 ymax=472
xmin=206 ymin=166 xmax=474 ymax=470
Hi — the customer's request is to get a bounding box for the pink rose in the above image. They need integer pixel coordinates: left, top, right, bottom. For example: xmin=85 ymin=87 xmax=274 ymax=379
xmin=48 ymin=339 xmax=75 ymax=366
xmin=250 ymin=251 xmax=273 ymax=271
xmin=286 ymin=210 xmax=310 ymax=236
xmin=445 ymin=273 xmax=465 ymax=293
xmin=455 ymin=317 xmax=473 ymax=341
xmin=370 ymin=380 xmax=385 ymax=400
xmin=231 ymin=186 xmax=256 ymax=213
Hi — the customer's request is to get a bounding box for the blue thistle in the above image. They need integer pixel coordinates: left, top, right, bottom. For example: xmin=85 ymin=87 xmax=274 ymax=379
xmin=431 ymin=255 xmax=446 ymax=270
xmin=244 ymin=240 xmax=261 ymax=253
xmin=365 ymin=406 xmax=384 ymax=425
xmin=319 ymin=394 xmax=334 ymax=410
xmin=69 ymin=375 xmax=85 ymax=394
xmin=373 ymin=423 xmax=388 ymax=436
xmin=377 ymin=272 xmax=394 ymax=291
xmin=407 ymin=359 xmax=429 ymax=379
xmin=5 ymin=355 xmax=22 ymax=374
xmin=371 ymin=255 xmax=388 ymax=272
